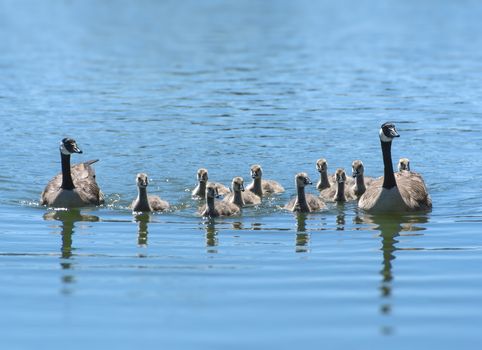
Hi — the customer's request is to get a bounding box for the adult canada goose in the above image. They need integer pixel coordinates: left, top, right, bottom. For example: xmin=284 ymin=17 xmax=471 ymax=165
xmin=316 ymin=158 xmax=331 ymax=190
xmin=351 ymin=160 xmax=374 ymax=197
xmin=246 ymin=164 xmax=285 ymax=198
xmin=223 ymin=177 xmax=261 ymax=207
xmin=285 ymin=173 xmax=327 ymax=212
xmin=320 ymin=168 xmax=357 ymax=202
xmin=130 ymin=173 xmax=169 ymax=212
xmin=199 ymin=183 xmax=240 ymax=217
xmin=398 ymin=158 xmax=411 ymax=172
xmin=358 ymin=123 xmax=432 ymax=212
xmin=40 ymin=138 xmax=104 ymax=208
xmin=192 ymin=168 xmax=230 ymax=198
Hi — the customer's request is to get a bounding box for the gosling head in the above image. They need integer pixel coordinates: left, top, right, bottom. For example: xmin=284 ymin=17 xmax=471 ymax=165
xmin=335 ymin=168 xmax=347 ymax=183
xmin=205 ymin=183 xmax=220 ymax=199
xmin=250 ymin=164 xmax=263 ymax=179
xmin=60 ymin=138 xmax=83 ymax=155
xmin=295 ymin=172 xmax=312 ymax=188
xmin=197 ymin=168 xmax=209 ymax=183
xmin=352 ymin=160 xmax=365 ymax=178
xmin=398 ymin=158 xmax=411 ymax=172
xmin=136 ymin=173 xmax=149 ymax=189
xmin=231 ymin=177 xmax=245 ymax=192
xmin=316 ymin=158 xmax=328 ymax=173
xmin=379 ymin=122 xmax=400 ymax=143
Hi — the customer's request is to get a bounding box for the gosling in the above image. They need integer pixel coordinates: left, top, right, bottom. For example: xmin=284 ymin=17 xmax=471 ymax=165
xmin=130 ymin=173 xmax=170 ymax=212
xmin=223 ymin=177 xmax=261 ymax=208
xmin=199 ymin=183 xmax=240 ymax=217
xmin=398 ymin=158 xmax=411 ymax=172
xmin=316 ymin=158 xmax=331 ymax=190
xmin=320 ymin=168 xmax=357 ymax=202
xmin=192 ymin=168 xmax=230 ymax=198
xmin=285 ymin=173 xmax=326 ymax=212
xmin=351 ymin=160 xmax=374 ymax=197
xmin=246 ymin=164 xmax=285 ymax=198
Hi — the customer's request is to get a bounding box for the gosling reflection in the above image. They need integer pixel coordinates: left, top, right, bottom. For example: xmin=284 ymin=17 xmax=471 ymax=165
xmin=359 ymin=212 xmax=429 ymax=336
xmin=133 ymin=213 xmax=151 ymax=247
xmin=43 ymin=209 xmax=99 ymax=294
xmin=336 ymin=204 xmax=346 ymax=231
xmin=203 ymin=219 xmax=218 ymax=253
xmin=295 ymin=213 xmax=310 ymax=253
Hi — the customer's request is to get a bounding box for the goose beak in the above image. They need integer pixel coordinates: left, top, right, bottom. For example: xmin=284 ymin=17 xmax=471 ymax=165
xmin=240 ymin=184 xmax=245 ymax=192
xmin=390 ymin=127 xmax=400 ymax=138
xmin=352 ymin=170 xmax=359 ymax=178
xmin=72 ymin=145 xmax=83 ymax=154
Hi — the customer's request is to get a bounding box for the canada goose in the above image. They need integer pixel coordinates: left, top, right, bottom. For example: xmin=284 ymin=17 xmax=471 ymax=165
xmin=358 ymin=123 xmax=432 ymax=212
xmin=316 ymin=158 xmax=331 ymax=190
xmin=320 ymin=168 xmax=357 ymax=202
xmin=40 ymin=138 xmax=104 ymax=208
xmin=199 ymin=183 xmax=240 ymax=217
xmin=285 ymin=173 xmax=327 ymax=212
xmin=192 ymin=168 xmax=230 ymax=198
xmin=351 ymin=160 xmax=374 ymax=197
xmin=223 ymin=176 xmax=261 ymax=207
xmin=130 ymin=173 xmax=169 ymax=212
xmin=246 ymin=164 xmax=285 ymax=198
xmin=398 ymin=158 xmax=411 ymax=172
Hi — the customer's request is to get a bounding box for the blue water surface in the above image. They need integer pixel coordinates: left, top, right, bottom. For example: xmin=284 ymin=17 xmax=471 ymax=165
xmin=1 ymin=1 xmax=482 ymax=349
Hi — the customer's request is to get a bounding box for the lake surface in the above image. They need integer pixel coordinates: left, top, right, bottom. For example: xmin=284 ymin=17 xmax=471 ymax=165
xmin=1 ymin=1 xmax=482 ymax=349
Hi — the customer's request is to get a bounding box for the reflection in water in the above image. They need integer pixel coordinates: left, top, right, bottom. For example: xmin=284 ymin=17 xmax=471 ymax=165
xmin=358 ymin=212 xmax=429 ymax=336
xmin=134 ymin=213 xmax=151 ymax=248
xmin=43 ymin=209 xmax=99 ymax=295
xmin=203 ymin=219 xmax=218 ymax=253
xmin=336 ymin=204 xmax=346 ymax=231
xmin=295 ymin=213 xmax=310 ymax=253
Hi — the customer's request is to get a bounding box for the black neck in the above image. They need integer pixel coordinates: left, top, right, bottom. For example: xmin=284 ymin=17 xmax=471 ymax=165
xmin=206 ymin=196 xmax=215 ymax=213
xmin=60 ymin=152 xmax=75 ymax=190
xmin=252 ymin=178 xmax=263 ymax=196
xmin=296 ymin=186 xmax=309 ymax=212
xmin=356 ymin=175 xmax=366 ymax=193
xmin=381 ymin=141 xmax=397 ymax=189
xmin=319 ymin=171 xmax=329 ymax=188
xmin=198 ymin=181 xmax=206 ymax=196
xmin=134 ymin=187 xmax=151 ymax=211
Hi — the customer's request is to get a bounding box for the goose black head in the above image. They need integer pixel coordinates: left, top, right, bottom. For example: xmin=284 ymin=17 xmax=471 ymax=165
xmin=60 ymin=138 xmax=82 ymax=155
xmin=295 ymin=172 xmax=312 ymax=188
xmin=379 ymin=122 xmax=400 ymax=142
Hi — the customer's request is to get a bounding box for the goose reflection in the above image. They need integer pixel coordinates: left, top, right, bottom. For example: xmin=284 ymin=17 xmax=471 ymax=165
xmin=357 ymin=212 xmax=429 ymax=336
xmin=202 ymin=218 xmax=218 ymax=253
xmin=295 ymin=213 xmax=310 ymax=253
xmin=133 ymin=213 xmax=151 ymax=247
xmin=43 ymin=209 xmax=99 ymax=294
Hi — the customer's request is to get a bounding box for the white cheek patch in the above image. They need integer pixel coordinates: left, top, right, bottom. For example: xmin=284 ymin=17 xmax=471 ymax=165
xmin=379 ymin=129 xmax=392 ymax=142
xmin=60 ymin=143 xmax=71 ymax=155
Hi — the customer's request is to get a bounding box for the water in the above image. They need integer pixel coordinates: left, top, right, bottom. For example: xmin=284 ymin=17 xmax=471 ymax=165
xmin=1 ymin=0 xmax=482 ymax=349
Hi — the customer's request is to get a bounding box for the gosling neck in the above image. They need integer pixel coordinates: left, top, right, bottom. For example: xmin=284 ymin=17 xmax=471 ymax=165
xmin=334 ymin=181 xmax=346 ymax=202
xmin=355 ymin=175 xmax=366 ymax=195
xmin=251 ymin=177 xmax=263 ymax=197
xmin=197 ymin=181 xmax=207 ymax=196
xmin=232 ymin=189 xmax=245 ymax=207
xmin=317 ymin=171 xmax=330 ymax=190
xmin=296 ymin=186 xmax=310 ymax=212
xmin=381 ymin=141 xmax=397 ymax=189
xmin=60 ymin=152 xmax=75 ymax=190
xmin=134 ymin=187 xmax=151 ymax=212
xmin=206 ymin=195 xmax=216 ymax=214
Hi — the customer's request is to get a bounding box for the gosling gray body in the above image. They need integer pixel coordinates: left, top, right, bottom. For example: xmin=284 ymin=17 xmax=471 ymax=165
xmin=320 ymin=168 xmax=357 ymax=202
xmin=130 ymin=173 xmax=169 ymax=212
xmin=41 ymin=138 xmax=104 ymax=208
xmin=192 ymin=168 xmax=230 ymax=198
xmin=199 ymin=183 xmax=240 ymax=217
xmin=223 ymin=177 xmax=261 ymax=207
xmin=246 ymin=164 xmax=285 ymax=198
xmin=285 ymin=173 xmax=326 ymax=212
xmin=351 ymin=160 xmax=374 ymax=197
xmin=358 ymin=123 xmax=432 ymax=212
